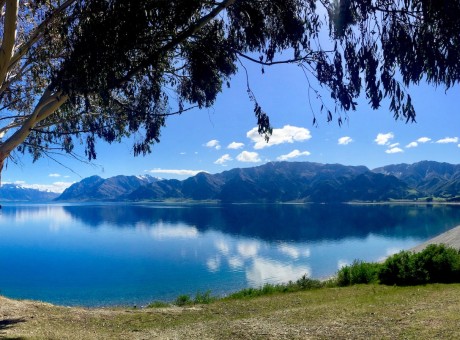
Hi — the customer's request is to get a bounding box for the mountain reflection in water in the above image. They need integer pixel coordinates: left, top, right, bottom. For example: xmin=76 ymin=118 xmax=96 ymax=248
xmin=61 ymin=203 xmax=460 ymax=241
xmin=0 ymin=203 xmax=459 ymax=306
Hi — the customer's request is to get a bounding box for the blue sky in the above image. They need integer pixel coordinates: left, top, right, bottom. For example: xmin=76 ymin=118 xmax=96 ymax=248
xmin=4 ymin=59 xmax=460 ymax=193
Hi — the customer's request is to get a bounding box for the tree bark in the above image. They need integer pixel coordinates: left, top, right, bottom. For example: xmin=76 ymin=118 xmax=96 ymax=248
xmin=0 ymin=0 xmax=18 ymax=86
xmin=0 ymin=88 xmax=68 ymax=184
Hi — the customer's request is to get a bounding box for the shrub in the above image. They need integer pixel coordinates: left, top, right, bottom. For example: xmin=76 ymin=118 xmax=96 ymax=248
xmin=414 ymin=244 xmax=460 ymax=283
xmin=194 ymin=291 xmax=216 ymax=304
xmin=175 ymin=294 xmax=192 ymax=306
xmin=336 ymin=260 xmax=381 ymax=286
xmin=379 ymin=244 xmax=460 ymax=286
xmin=295 ymin=274 xmax=324 ymax=290
xmin=378 ymin=250 xmax=427 ymax=286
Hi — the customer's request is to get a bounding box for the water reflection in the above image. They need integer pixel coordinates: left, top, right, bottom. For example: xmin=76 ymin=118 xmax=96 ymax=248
xmin=0 ymin=205 xmax=72 ymax=223
xmin=0 ymin=203 xmax=460 ymax=306
xmin=147 ymin=222 xmax=198 ymax=239
xmin=60 ymin=203 xmax=460 ymax=241
xmin=207 ymin=237 xmax=312 ymax=286
xmin=246 ymin=258 xmax=311 ymax=286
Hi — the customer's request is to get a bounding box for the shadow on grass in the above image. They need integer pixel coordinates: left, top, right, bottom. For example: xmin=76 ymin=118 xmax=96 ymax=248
xmin=0 ymin=318 xmax=27 ymax=339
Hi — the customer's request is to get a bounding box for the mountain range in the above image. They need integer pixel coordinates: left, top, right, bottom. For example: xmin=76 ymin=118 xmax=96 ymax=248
xmin=0 ymin=184 xmax=59 ymax=202
xmin=3 ymin=161 xmax=459 ymax=203
xmin=53 ymin=160 xmax=460 ymax=203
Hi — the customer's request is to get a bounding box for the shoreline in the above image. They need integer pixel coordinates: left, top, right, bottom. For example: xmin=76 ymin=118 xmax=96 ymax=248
xmin=410 ymin=224 xmax=460 ymax=253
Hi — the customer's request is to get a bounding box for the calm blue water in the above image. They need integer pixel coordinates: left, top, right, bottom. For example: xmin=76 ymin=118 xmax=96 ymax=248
xmin=0 ymin=203 xmax=459 ymax=307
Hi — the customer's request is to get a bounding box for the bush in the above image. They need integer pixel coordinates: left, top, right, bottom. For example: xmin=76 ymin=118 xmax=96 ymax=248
xmin=336 ymin=260 xmax=381 ymax=286
xmin=413 ymin=244 xmax=460 ymax=283
xmin=379 ymin=244 xmax=460 ymax=286
xmin=194 ymin=291 xmax=216 ymax=304
xmin=378 ymin=250 xmax=427 ymax=286
xmin=295 ymin=274 xmax=324 ymax=290
xmin=175 ymin=294 xmax=192 ymax=306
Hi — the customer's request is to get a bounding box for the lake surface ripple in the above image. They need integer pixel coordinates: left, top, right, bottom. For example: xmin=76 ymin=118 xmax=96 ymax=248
xmin=0 ymin=203 xmax=459 ymax=306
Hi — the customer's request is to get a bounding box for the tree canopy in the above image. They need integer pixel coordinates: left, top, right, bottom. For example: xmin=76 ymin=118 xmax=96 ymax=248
xmin=0 ymin=0 xmax=459 ymax=177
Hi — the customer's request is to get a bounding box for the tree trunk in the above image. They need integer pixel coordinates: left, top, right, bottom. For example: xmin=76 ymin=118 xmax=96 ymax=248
xmin=0 ymin=156 xmax=5 ymax=186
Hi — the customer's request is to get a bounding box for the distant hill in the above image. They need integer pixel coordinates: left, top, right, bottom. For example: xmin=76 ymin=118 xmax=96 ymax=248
xmin=373 ymin=161 xmax=460 ymax=199
xmin=0 ymin=184 xmax=59 ymax=202
xmin=56 ymin=161 xmax=416 ymax=203
xmin=6 ymin=160 xmax=458 ymax=203
xmin=55 ymin=175 xmax=159 ymax=201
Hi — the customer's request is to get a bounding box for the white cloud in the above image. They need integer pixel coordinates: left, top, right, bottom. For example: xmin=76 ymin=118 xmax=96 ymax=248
xmin=148 ymin=168 xmax=206 ymax=176
xmin=374 ymin=132 xmax=394 ymax=145
xmin=204 ymin=139 xmax=221 ymax=150
xmin=214 ymin=154 xmax=232 ymax=165
xmin=338 ymin=136 xmax=353 ymax=145
xmin=10 ymin=180 xmax=25 ymax=185
xmin=436 ymin=137 xmax=458 ymax=144
xmin=276 ymin=149 xmax=310 ymax=161
xmin=385 ymin=147 xmax=404 ymax=154
xmin=247 ymin=125 xmax=312 ymax=149
xmin=406 ymin=142 xmax=418 ymax=148
xmin=236 ymin=151 xmax=261 ymax=163
xmin=417 ymin=137 xmax=431 ymax=143
xmin=389 ymin=143 xmax=400 ymax=148
xmin=49 ymin=173 xmax=61 ymax=178
xmin=227 ymin=142 xmax=244 ymax=149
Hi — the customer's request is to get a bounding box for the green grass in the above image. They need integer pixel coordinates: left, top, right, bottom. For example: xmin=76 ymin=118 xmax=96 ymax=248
xmin=4 ymin=244 xmax=460 ymax=339
xmin=3 ymin=284 xmax=460 ymax=339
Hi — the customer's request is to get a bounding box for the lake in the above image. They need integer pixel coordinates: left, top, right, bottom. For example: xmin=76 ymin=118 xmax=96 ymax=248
xmin=0 ymin=203 xmax=459 ymax=307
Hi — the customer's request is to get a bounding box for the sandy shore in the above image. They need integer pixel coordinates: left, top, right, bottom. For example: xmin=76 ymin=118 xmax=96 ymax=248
xmin=411 ymin=225 xmax=460 ymax=253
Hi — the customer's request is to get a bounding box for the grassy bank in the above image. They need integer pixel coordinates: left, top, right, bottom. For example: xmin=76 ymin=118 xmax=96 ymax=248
xmin=1 ymin=284 xmax=460 ymax=339
xmin=2 ymin=244 xmax=460 ymax=339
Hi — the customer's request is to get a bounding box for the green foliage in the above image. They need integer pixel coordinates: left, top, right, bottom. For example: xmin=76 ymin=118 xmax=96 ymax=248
xmin=336 ymin=260 xmax=381 ymax=286
xmin=6 ymin=1 xmax=460 ymax=165
xmin=172 ymin=291 xmax=217 ymax=306
xmin=226 ymin=275 xmax=324 ymax=300
xmin=295 ymin=274 xmax=324 ymax=290
xmin=175 ymin=294 xmax=192 ymax=306
xmin=335 ymin=245 xmax=460 ymax=287
xmin=417 ymin=244 xmax=460 ymax=283
xmin=226 ymin=285 xmax=278 ymax=300
xmin=379 ymin=250 xmax=426 ymax=286
xmin=193 ymin=291 xmax=216 ymax=304
xmin=379 ymin=244 xmax=460 ymax=286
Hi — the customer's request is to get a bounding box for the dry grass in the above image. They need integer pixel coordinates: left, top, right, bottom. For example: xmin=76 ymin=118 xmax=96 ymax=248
xmin=1 ymin=284 xmax=460 ymax=339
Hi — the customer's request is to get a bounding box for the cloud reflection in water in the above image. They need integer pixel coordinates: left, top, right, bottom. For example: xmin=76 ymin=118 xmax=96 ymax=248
xmin=209 ymin=238 xmax=312 ymax=287
xmin=148 ymin=222 xmax=199 ymax=240
xmin=246 ymin=257 xmax=311 ymax=287
xmin=278 ymin=243 xmax=311 ymax=259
